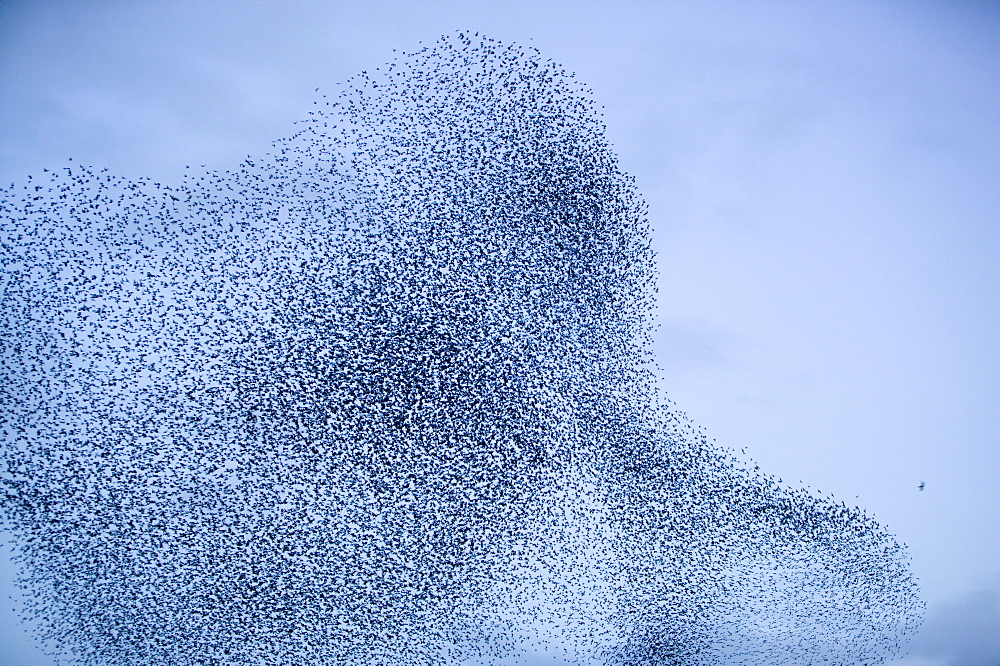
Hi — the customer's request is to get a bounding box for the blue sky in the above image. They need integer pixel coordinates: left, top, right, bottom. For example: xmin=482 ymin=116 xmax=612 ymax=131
xmin=1 ymin=1 xmax=998 ymax=664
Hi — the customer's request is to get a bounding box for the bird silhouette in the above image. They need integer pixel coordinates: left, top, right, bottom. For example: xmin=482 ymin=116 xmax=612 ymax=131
xmin=0 ymin=31 xmax=922 ymax=665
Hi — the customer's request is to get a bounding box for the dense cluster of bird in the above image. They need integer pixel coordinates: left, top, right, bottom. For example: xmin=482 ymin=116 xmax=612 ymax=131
xmin=1 ymin=33 xmax=922 ymax=665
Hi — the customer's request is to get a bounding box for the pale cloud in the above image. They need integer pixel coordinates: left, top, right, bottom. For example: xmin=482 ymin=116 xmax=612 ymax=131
xmin=893 ymin=585 xmax=1000 ymax=666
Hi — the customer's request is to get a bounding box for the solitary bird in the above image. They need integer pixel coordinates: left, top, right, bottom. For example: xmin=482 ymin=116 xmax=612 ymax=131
xmin=918 ymin=482 xmax=925 ymax=492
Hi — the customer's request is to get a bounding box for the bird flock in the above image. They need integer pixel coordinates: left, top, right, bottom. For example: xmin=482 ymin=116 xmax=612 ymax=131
xmin=1 ymin=33 xmax=923 ymax=665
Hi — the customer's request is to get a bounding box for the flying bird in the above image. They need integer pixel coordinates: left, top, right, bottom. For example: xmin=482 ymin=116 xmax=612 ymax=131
xmin=0 ymin=31 xmax=923 ymax=665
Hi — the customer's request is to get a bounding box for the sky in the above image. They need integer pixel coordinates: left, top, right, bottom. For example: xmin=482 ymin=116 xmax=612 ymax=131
xmin=1 ymin=1 xmax=998 ymax=664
